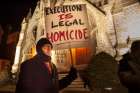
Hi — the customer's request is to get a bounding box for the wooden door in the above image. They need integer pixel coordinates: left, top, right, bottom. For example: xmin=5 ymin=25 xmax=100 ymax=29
xmin=75 ymin=48 xmax=91 ymax=65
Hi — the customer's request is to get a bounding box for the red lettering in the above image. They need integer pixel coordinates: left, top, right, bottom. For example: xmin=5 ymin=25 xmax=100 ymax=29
xmin=46 ymin=32 xmax=54 ymax=42
xmin=78 ymin=30 xmax=82 ymax=39
xmin=59 ymin=31 xmax=66 ymax=41
xmin=58 ymin=13 xmax=73 ymax=20
xmin=75 ymin=29 xmax=78 ymax=39
xmin=58 ymin=14 xmax=65 ymax=20
xmin=83 ymin=28 xmax=88 ymax=39
xmin=65 ymin=13 xmax=73 ymax=19
xmin=70 ymin=30 xmax=74 ymax=40
xmin=66 ymin=30 xmax=69 ymax=40
xmin=46 ymin=28 xmax=89 ymax=43
xmin=54 ymin=32 xmax=59 ymax=42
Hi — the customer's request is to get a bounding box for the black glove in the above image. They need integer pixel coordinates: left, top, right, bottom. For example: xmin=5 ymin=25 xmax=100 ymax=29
xmin=59 ymin=66 xmax=77 ymax=90
xmin=68 ymin=66 xmax=77 ymax=80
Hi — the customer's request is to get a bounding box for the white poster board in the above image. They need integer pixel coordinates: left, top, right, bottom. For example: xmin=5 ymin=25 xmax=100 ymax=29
xmin=45 ymin=4 xmax=90 ymax=49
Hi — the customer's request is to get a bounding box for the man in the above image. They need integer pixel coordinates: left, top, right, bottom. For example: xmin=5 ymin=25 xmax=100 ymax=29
xmin=118 ymin=40 xmax=140 ymax=93
xmin=15 ymin=38 xmax=77 ymax=93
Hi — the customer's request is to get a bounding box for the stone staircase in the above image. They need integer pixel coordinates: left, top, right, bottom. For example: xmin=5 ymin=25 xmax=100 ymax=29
xmin=59 ymin=73 xmax=91 ymax=93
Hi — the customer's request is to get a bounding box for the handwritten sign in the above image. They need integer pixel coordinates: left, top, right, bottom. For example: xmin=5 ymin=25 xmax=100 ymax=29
xmin=45 ymin=4 xmax=90 ymax=49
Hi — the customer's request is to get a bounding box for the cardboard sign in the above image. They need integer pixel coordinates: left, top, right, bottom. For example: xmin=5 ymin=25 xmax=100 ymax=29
xmin=45 ymin=4 xmax=90 ymax=49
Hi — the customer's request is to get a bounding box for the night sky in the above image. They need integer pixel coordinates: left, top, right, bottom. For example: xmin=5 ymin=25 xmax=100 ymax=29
xmin=0 ymin=0 xmax=38 ymax=59
xmin=0 ymin=0 xmax=38 ymax=32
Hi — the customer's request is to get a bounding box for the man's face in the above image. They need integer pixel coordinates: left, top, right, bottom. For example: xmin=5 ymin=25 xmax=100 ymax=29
xmin=41 ymin=44 xmax=52 ymax=56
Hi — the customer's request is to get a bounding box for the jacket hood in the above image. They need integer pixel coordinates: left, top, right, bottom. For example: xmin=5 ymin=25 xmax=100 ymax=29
xmin=36 ymin=38 xmax=53 ymax=62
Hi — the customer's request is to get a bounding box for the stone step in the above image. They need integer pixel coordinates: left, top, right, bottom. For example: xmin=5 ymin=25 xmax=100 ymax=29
xmin=59 ymin=73 xmax=90 ymax=92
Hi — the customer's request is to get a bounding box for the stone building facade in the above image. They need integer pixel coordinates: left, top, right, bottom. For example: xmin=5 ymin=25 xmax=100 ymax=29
xmin=12 ymin=0 xmax=140 ymax=73
xmin=105 ymin=0 xmax=140 ymax=60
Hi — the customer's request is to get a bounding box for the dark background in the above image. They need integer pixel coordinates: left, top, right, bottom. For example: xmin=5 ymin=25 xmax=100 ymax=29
xmin=0 ymin=0 xmax=38 ymax=32
xmin=0 ymin=0 xmax=38 ymax=60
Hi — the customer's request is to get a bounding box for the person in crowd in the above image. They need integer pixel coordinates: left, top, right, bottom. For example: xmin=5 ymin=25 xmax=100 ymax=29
xmin=118 ymin=40 xmax=140 ymax=93
xmin=15 ymin=38 xmax=77 ymax=93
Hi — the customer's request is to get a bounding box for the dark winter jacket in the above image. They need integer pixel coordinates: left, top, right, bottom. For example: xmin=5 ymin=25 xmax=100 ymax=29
xmin=15 ymin=55 xmax=59 ymax=93
xmin=15 ymin=38 xmax=77 ymax=93
xmin=118 ymin=53 xmax=140 ymax=93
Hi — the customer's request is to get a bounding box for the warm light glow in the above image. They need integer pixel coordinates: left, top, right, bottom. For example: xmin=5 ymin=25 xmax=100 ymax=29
xmin=11 ymin=64 xmax=18 ymax=73
xmin=19 ymin=33 xmax=24 ymax=40
xmin=15 ymin=47 xmax=21 ymax=64
xmin=71 ymin=48 xmax=76 ymax=65
xmin=11 ymin=46 xmax=21 ymax=73
xmin=31 ymin=47 xmax=36 ymax=57
xmin=51 ymin=50 xmax=56 ymax=65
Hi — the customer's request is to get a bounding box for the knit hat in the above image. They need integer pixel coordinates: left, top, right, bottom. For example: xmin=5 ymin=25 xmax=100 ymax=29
xmin=37 ymin=38 xmax=52 ymax=48
xmin=36 ymin=38 xmax=53 ymax=53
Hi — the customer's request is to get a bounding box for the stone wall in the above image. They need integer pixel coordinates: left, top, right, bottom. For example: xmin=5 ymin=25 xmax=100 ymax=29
xmin=104 ymin=0 xmax=140 ymax=59
xmin=113 ymin=2 xmax=140 ymax=55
